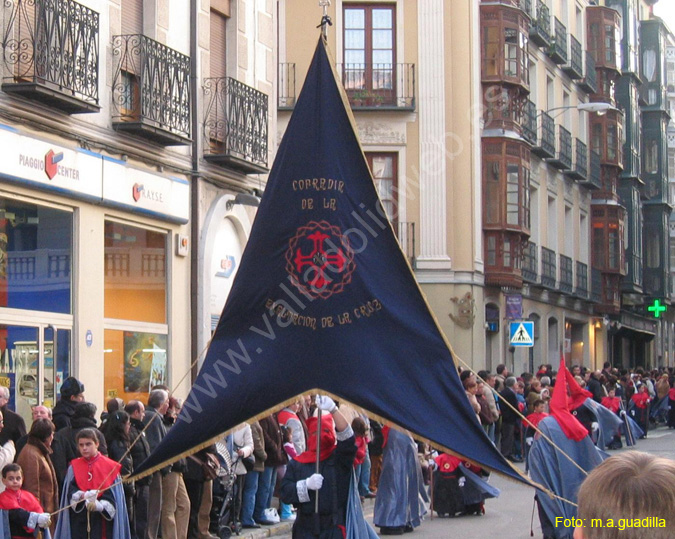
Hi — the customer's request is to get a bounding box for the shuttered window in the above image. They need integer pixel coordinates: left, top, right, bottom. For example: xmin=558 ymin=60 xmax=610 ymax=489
xmin=210 ymin=9 xmax=227 ymax=79
xmin=121 ymin=0 xmax=143 ymax=35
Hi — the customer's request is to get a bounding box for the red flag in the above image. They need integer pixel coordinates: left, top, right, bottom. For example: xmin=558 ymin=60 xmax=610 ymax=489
xmin=549 ymin=359 xmax=588 ymax=441
xmin=564 ymin=367 xmax=592 ymax=409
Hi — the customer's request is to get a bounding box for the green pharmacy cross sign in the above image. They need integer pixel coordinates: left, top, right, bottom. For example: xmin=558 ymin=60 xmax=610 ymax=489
xmin=647 ymin=299 xmax=667 ymax=318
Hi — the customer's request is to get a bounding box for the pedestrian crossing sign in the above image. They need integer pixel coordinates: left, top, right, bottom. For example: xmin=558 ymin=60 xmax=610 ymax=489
xmin=509 ymin=321 xmax=534 ymax=347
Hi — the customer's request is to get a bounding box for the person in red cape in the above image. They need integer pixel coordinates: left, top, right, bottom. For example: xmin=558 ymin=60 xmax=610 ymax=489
xmin=0 ymin=463 xmax=51 ymax=539
xmin=280 ymin=396 xmax=356 ymax=539
xmin=600 ymin=388 xmax=621 ymax=414
xmin=55 ymin=428 xmax=129 ymax=539
xmin=630 ymin=383 xmax=651 ymax=438
xmin=549 ymin=360 xmax=588 ymax=442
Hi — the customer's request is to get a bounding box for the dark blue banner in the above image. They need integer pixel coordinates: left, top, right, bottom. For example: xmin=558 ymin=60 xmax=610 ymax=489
xmin=136 ymin=37 xmax=523 ymax=483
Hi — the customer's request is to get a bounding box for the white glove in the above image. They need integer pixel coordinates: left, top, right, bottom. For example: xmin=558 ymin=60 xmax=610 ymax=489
xmin=305 ymin=473 xmax=324 ymax=490
xmin=591 ymin=422 xmax=600 ymax=432
xmin=526 ymin=437 xmax=534 ymax=446
xmin=37 ymin=513 xmax=51 ymax=528
xmin=316 ymin=396 xmax=336 ymax=413
xmin=84 ymin=489 xmax=99 ymax=502
xmin=86 ymin=500 xmax=104 ymax=512
xmin=71 ymin=490 xmax=85 ymax=503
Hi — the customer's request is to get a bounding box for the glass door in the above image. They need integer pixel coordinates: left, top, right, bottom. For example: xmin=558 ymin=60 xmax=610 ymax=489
xmin=0 ymin=324 xmax=71 ymax=426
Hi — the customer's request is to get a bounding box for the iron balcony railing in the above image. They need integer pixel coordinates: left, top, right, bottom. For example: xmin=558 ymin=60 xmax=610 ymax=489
xmin=203 ymin=77 xmax=269 ymax=173
xmin=522 ymin=100 xmax=537 ymax=145
xmin=572 ymin=138 xmax=588 ymax=180
xmin=533 ymin=111 xmax=555 ymax=158
xmin=579 ymin=52 xmax=597 ymax=94
xmin=549 ymin=18 xmax=568 ymax=65
xmin=520 ymin=0 xmax=532 ymax=16
xmin=591 ymin=267 xmax=602 ymax=303
xmin=1 ymin=0 xmax=99 ymax=112
xmin=576 ymin=261 xmax=588 ymax=298
xmin=522 ymin=241 xmax=538 ymax=283
xmin=112 ymin=34 xmax=190 ymax=144
xmin=396 ymin=222 xmax=415 ymax=267
xmin=278 ymin=63 xmax=295 ymax=109
xmin=541 ymin=247 xmax=556 ymax=289
xmin=338 ymin=63 xmax=415 ymax=110
xmin=549 ymin=125 xmax=572 ymax=170
xmin=563 ymin=35 xmax=583 ymax=79
xmin=579 ymin=150 xmax=602 ymax=190
xmin=559 ymin=254 xmax=574 ymax=293
xmin=529 ymin=1 xmax=551 ymax=47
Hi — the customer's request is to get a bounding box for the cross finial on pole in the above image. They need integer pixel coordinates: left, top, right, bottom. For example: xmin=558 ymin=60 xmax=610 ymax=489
xmin=318 ymin=0 xmax=332 ymax=39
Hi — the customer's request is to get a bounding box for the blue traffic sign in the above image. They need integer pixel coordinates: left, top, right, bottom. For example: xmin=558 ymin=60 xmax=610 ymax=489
xmin=509 ymin=321 xmax=534 ymax=347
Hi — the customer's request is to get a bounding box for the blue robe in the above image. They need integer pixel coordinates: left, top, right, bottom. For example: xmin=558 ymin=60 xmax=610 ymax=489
xmin=580 ymin=398 xmax=622 ymax=450
xmin=0 ymin=510 xmax=50 ymax=539
xmin=54 ymin=466 xmax=130 ymax=539
xmin=528 ymin=417 xmax=606 ymax=539
xmin=373 ymin=430 xmax=428 ymax=529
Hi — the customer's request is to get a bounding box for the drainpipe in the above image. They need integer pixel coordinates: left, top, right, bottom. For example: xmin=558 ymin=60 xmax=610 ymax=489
xmin=189 ymin=0 xmax=201 ymax=385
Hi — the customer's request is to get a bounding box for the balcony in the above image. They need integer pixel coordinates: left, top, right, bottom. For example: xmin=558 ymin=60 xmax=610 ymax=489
xmin=522 ymin=100 xmax=537 ymax=145
xmin=579 ymin=150 xmax=601 ymax=190
xmin=203 ymin=77 xmax=269 ymax=174
xmin=396 ymin=222 xmax=415 ymax=268
xmin=559 ymin=255 xmax=573 ymax=294
xmin=522 ymin=241 xmax=538 ymax=283
xmin=541 ymin=247 xmax=556 ymax=289
xmin=111 ymin=35 xmax=190 ymax=145
xmin=578 ymin=52 xmax=597 ymax=94
xmin=548 ymin=125 xmax=572 ymax=170
xmin=1 ymin=0 xmax=99 ymax=113
xmin=519 ymin=0 xmax=531 ymax=17
xmin=566 ymin=138 xmax=587 ymax=180
xmin=338 ymin=63 xmax=415 ymax=111
xmin=548 ymin=18 xmax=568 ymax=65
xmin=532 ymin=111 xmax=555 ymax=158
xmin=278 ymin=63 xmax=295 ymax=109
xmin=529 ymin=1 xmax=551 ymax=47
xmin=575 ymin=261 xmax=588 ymax=298
xmin=562 ymin=35 xmax=583 ymax=80
xmin=591 ymin=267 xmax=602 ymax=303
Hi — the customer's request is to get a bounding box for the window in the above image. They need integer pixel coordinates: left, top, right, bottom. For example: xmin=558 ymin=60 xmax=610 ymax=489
xmin=604 ymin=25 xmax=616 ymax=64
xmin=104 ymin=221 xmax=168 ymax=402
xmin=365 ymin=153 xmax=397 ymax=223
xmin=645 ymin=139 xmax=658 ymax=174
xmin=480 ymin=6 xmax=528 ymax=85
xmin=0 ymin=198 xmax=72 ymax=313
xmin=487 ymin=235 xmax=496 ymax=266
xmin=608 ymin=226 xmax=619 ymax=270
xmin=506 ymin=164 xmax=519 ymax=225
xmin=344 ymin=5 xmax=395 ymax=93
xmin=486 ymin=161 xmax=501 ymax=224
xmin=484 ymin=26 xmax=499 ymax=77
xmin=210 ymin=9 xmax=228 ymax=79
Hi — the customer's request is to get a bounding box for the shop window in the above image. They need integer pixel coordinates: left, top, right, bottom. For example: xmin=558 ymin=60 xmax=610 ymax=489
xmin=365 ymin=152 xmax=397 ymax=223
xmin=104 ymin=221 xmax=167 ymax=324
xmin=104 ymin=329 xmax=168 ymax=403
xmin=104 ymin=221 xmax=168 ymax=402
xmin=0 ymin=198 xmax=72 ymax=314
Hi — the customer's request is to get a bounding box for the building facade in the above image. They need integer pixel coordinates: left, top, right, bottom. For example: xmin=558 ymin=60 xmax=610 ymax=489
xmin=0 ymin=0 xmax=274 ymax=424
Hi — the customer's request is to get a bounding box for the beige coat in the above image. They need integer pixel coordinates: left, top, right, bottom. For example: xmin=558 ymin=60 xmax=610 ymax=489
xmin=17 ymin=438 xmax=59 ymax=516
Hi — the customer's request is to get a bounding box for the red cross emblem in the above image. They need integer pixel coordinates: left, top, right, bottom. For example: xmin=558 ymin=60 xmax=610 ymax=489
xmin=285 ymin=220 xmax=356 ymax=299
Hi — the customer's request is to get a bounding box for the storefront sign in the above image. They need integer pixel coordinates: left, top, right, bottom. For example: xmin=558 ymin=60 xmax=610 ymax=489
xmin=102 ymin=158 xmax=189 ymax=223
xmin=0 ymin=124 xmax=189 ymax=224
xmin=0 ymin=125 xmax=102 ymax=199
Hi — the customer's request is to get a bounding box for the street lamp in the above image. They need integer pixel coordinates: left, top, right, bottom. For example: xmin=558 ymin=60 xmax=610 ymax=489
xmin=542 ymin=102 xmax=619 ymax=118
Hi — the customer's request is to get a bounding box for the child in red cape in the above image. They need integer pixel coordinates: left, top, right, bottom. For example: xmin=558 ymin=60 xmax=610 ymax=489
xmin=601 ymin=388 xmax=621 ymax=414
xmin=0 ymin=463 xmax=51 ymax=539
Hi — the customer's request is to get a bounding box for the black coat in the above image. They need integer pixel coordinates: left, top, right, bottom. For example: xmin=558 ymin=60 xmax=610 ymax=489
xmin=128 ymin=418 xmax=152 ymax=487
xmin=281 ymin=435 xmax=356 ymax=537
xmin=499 ymin=387 xmax=520 ymax=425
xmin=0 ymin=406 xmax=26 ymax=445
xmin=52 ymin=399 xmax=78 ymax=431
xmin=259 ymin=415 xmax=287 ymax=467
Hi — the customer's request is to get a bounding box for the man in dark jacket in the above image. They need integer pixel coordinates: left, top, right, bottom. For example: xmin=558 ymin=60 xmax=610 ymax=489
xmin=0 ymin=386 xmax=26 ymax=445
xmin=51 ymin=377 xmax=85 ymax=431
xmin=586 ymin=371 xmax=604 ymax=403
xmin=51 ymin=401 xmax=107 ymax=488
xmin=126 ymin=400 xmax=152 ymax=539
xmin=499 ymin=377 xmax=522 ymax=462
xmin=143 ymin=389 xmax=169 ymax=539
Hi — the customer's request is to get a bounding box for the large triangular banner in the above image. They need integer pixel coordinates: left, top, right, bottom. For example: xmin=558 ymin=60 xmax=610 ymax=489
xmin=136 ymin=37 xmax=524 ymax=483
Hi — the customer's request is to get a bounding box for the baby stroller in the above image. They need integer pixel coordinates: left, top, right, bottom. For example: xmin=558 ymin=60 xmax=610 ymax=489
xmin=210 ymin=441 xmax=239 ymax=538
